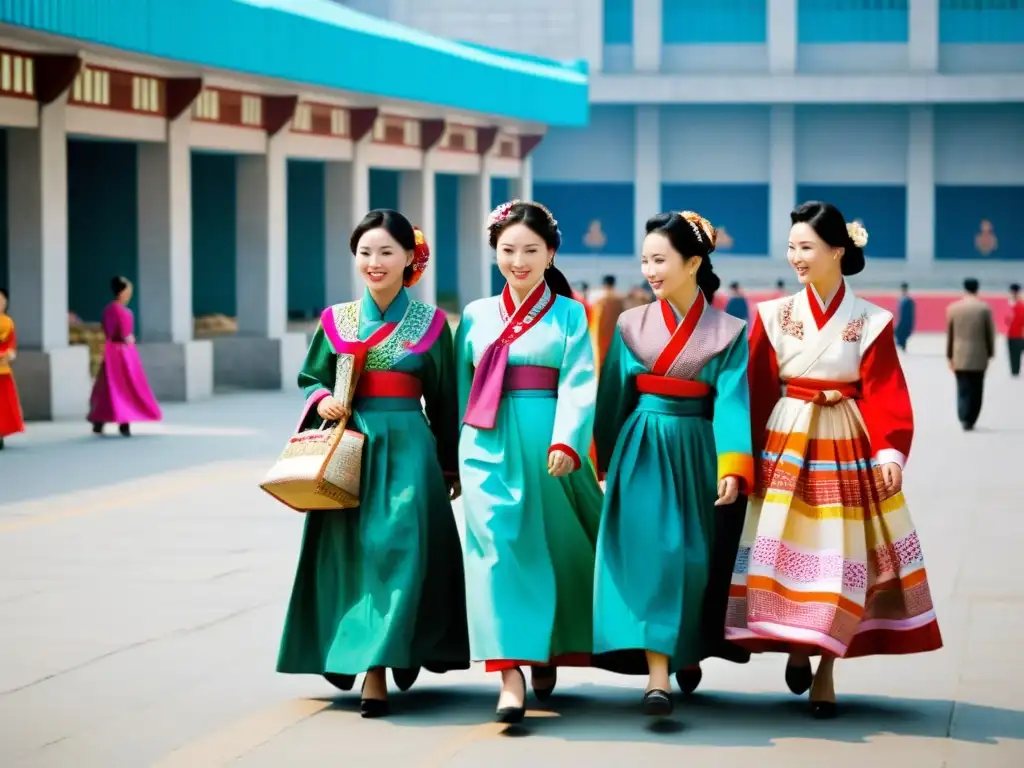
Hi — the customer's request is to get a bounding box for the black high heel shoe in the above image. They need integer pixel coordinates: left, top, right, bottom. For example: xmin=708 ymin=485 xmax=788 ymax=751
xmin=675 ymin=666 xmax=703 ymax=696
xmin=360 ymin=675 xmax=390 ymax=719
xmin=642 ymin=688 xmax=674 ymax=716
xmin=531 ymin=665 xmax=557 ymax=701
xmin=496 ymin=667 xmax=526 ymax=724
xmin=785 ymin=662 xmax=813 ymax=695
xmin=810 ymin=700 xmax=838 ymax=719
xmin=392 ymin=667 xmax=420 ymax=692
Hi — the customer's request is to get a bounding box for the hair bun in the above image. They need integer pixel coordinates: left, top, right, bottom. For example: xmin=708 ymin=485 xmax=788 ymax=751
xmin=680 ymin=211 xmax=717 ymax=253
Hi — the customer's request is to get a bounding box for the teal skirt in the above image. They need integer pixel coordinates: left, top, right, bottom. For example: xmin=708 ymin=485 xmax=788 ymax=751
xmin=276 ymin=396 xmax=470 ymax=676
xmin=593 ymin=393 xmax=718 ymax=673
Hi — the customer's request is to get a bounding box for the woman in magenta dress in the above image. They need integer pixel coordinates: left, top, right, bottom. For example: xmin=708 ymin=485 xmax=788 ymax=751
xmin=88 ymin=277 xmax=162 ymax=436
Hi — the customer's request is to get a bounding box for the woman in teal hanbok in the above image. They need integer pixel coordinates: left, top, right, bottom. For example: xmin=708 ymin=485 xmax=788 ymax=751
xmin=456 ymin=200 xmax=603 ymax=724
xmin=276 ymin=210 xmax=469 ymax=718
xmin=592 ymin=211 xmax=754 ymax=716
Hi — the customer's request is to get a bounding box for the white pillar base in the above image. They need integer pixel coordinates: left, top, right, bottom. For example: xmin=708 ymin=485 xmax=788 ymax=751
xmin=11 ymin=346 xmax=91 ymax=421
xmin=136 ymin=340 xmax=214 ymax=402
xmin=211 ymin=333 xmax=307 ymax=392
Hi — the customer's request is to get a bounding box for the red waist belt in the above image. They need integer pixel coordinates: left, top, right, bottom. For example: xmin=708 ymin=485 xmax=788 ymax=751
xmin=636 ymin=374 xmax=711 ymax=398
xmin=355 ymin=371 xmax=423 ymax=399
xmin=504 ymin=365 xmax=559 ymax=391
xmin=783 ymin=377 xmax=861 ymax=406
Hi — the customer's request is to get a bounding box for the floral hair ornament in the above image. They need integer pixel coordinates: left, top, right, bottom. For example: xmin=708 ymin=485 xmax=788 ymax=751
xmin=486 ymin=200 xmax=519 ymax=232
xmin=405 ymin=226 xmax=431 ymax=288
xmin=847 ymin=221 xmax=869 ymax=248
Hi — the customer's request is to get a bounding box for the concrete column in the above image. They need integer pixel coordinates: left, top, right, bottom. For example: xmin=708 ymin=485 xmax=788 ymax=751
xmin=909 ymin=0 xmax=940 ymax=72
xmin=458 ymin=158 xmax=493 ymax=307
xmin=137 ymin=116 xmax=192 ymax=344
xmin=768 ymin=0 xmax=798 ymax=74
xmin=769 ymin=105 xmax=797 ymax=261
xmin=633 ymin=0 xmax=662 ymax=72
xmin=516 ymin=155 xmax=533 ymax=202
xmin=579 ymin=0 xmax=604 ymax=74
xmin=906 ymin=106 xmax=935 ymax=265
xmin=135 ymin=114 xmax=214 ymax=402
xmin=8 ymin=99 xmax=69 ymax=351
xmin=7 ymin=94 xmax=90 ymax=420
xmin=236 ymin=135 xmax=288 ymax=339
xmin=324 ymin=147 xmax=370 ymax=306
xmin=634 ymin=105 xmax=661 ymax=250
xmin=400 ymin=153 xmax=437 ymax=305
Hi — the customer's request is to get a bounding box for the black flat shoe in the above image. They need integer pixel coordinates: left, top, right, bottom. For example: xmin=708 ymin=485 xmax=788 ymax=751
xmin=675 ymin=666 xmax=702 ymax=696
xmin=92 ymin=422 xmax=104 ymax=435
xmin=119 ymin=423 xmax=131 ymax=437
xmin=642 ymin=688 xmax=673 ymax=716
xmin=785 ymin=663 xmax=813 ymax=695
xmin=392 ymin=667 xmax=420 ymax=692
xmin=811 ymin=700 xmax=838 ymax=719
xmin=323 ymin=672 xmax=356 ymax=692
xmin=496 ymin=667 xmax=526 ymax=724
xmin=531 ymin=665 xmax=556 ymax=701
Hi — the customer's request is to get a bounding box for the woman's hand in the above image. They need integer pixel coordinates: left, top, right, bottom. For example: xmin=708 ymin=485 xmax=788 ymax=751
xmin=714 ymin=476 xmax=739 ymax=506
xmin=548 ymin=449 xmax=575 ymax=478
xmin=448 ymin=479 xmax=462 ymax=501
xmin=317 ymin=396 xmax=350 ymax=423
xmin=125 ymin=334 xmax=136 ymax=344
xmin=881 ymin=462 xmax=903 ymax=493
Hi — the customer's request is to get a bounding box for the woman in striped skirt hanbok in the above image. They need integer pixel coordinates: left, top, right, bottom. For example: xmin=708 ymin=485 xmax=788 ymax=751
xmin=725 ymin=201 xmax=942 ymax=719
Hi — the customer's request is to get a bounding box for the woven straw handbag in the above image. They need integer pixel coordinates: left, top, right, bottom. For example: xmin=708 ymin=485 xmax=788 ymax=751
xmin=260 ymin=352 xmax=365 ymax=511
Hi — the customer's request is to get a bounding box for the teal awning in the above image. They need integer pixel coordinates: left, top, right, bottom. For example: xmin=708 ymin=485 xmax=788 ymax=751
xmin=0 ymin=0 xmax=589 ymax=127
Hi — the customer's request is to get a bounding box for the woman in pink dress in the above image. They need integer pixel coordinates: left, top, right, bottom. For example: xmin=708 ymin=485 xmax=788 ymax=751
xmin=88 ymin=277 xmax=162 ymax=436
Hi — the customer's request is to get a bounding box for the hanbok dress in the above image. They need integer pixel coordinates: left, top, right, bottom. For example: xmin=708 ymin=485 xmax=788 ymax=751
xmin=456 ymin=280 xmax=603 ymax=670
xmin=726 ymin=282 xmax=943 ymax=658
xmin=277 ymin=288 xmax=469 ymax=677
xmin=592 ymin=292 xmax=754 ymax=671
xmin=0 ymin=314 xmax=25 ymax=441
xmin=87 ymin=302 xmax=162 ymax=426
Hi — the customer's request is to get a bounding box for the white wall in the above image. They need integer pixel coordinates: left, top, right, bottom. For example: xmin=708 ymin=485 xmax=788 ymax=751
xmin=659 ymin=106 xmax=770 ymax=183
xmin=531 ymin=106 xmax=635 ymax=182
xmin=934 ymin=105 xmax=1024 ymax=185
xmin=794 ymin=106 xmax=909 ymax=184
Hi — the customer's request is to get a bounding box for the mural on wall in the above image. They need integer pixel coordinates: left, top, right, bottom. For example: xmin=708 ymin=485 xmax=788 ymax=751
xmin=661 ymin=184 xmax=769 ymax=256
xmin=533 ymin=182 xmax=635 ymax=257
xmin=975 ymin=219 xmax=998 ymax=257
xmin=935 ymin=186 xmax=1024 ymax=260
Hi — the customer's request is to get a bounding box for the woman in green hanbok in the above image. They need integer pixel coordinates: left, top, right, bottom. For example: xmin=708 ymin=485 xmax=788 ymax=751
xmin=276 ymin=209 xmax=469 ymax=718
xmin=592 ymin=211 xmax=754 ymax=716
xmin=456 ymin=201 xmax=603 ymax=724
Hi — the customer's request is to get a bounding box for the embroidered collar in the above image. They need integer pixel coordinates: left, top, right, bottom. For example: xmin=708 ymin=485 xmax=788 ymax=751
xmin=807 ymin=280 xmax=846 ymax=331
xmin=660 ymin=290 xmax=706 ymax=334
xmin=500 ymin=280 xmax=552 ymax=325
xmin=362 ymin=286 xmax=409 ymax=324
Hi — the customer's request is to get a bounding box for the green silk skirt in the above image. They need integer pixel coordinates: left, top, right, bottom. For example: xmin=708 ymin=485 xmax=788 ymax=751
xmin=593 ymin=393 xmax=718 ymax=673
xmin=276 ymin=397 xmax=470 ymax=676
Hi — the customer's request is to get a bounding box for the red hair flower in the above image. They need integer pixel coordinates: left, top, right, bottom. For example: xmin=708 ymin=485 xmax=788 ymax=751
xmin=406 ymin=226 xmax=431 ymax=287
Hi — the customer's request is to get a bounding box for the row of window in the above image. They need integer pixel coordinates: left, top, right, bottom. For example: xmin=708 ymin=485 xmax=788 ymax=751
xmin=603 ymin=0 xmax=1024 ymax=45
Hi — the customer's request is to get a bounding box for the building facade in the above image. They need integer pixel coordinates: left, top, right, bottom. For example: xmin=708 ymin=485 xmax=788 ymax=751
xmin=349 ymin=0 xmax=1024 ymax=288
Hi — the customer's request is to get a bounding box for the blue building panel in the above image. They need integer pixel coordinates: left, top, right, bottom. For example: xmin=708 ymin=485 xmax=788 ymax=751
xmin=0 ymin=0 xmax=589 ymax=127
xmin=434 ymin=173 xmax=459 ymax=304
xmin=796 ymin=185 xmax=907 ymax=260
xmin=368 ymin=169 xmax=400 ymax=212
xmin=191 ymin=153 xmax=237 ymax=318
xmin=939 ymin=1 xmax=1024 ymax=43
xmin=661 ymin=183 xmax=770 ymax=257
xmin=797 ymin=0 xmax=909 ymax=44
xmin=532 ymin=182 xmax=636 ymax=257
xmin=663 ymin=0 xmax=767 ymax=44
xmin=934 ymin=186 xmax=1024 ymax=261
xmin=490 ymin=177 xmax=513 ymax=295
xmin=604 ymin=0 xmax=634 ymax=44
xmin=287 ymin=159 xmax=326 ymax=319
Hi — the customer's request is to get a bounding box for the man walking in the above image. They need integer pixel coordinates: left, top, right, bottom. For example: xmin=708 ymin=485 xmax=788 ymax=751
xmin=1006 ymin=283 xmax=1024 ymax=377
xmin=724 ymin=282 xmax=749 ymax=323
xmin=946 ymin=278 xmax=995 ymax=431
xmin=895 ymin=282 xmax=915 ymax=351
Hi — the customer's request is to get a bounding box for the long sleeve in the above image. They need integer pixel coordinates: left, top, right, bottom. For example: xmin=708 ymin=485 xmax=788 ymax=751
xmin=0 ymin=323 xmax=14 ymax=355
xmin=593 ymin=326 xmax=639 ymax=477
xmin=296 ymin=324 xmax=336 ymax=430
xmin=422 ymin=321 xmax=459 ymax=478
xmin=985 ymin=308 xmax=995 ymax=359
xmin=859 ymin=320 xmax=913 ymax=469
xmin=713 ymin=331 xmax=754 ymax=494
xmin=946 ymin=311 xmax=955 ymax=362
xmin=747 ymin=310 xmax=781 ymax=488
xmin=549 ymin=300 xmax=598 ymax=472
xmin=453 ymin=314 xmax=475 ymax=424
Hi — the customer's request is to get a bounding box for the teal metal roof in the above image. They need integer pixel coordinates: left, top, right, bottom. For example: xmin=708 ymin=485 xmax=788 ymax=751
xmin=0 ymin=0 xmax=590 ymax=127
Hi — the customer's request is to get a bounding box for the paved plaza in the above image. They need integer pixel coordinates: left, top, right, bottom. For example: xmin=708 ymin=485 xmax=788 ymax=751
xmin=1 ymin=334 xmax=1022 ymax=767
